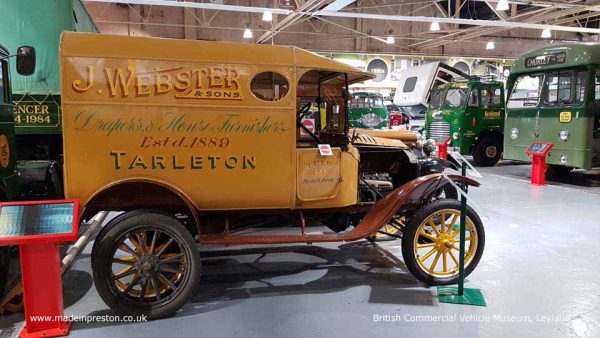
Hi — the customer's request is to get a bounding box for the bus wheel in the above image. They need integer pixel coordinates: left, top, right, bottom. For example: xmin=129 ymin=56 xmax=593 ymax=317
xmin=92 ymin=211 xmax=201 ymax=319
xmin=473 ymin=135 xmax=502 ymax=167
xmin=546 ymin=164 xmax=573 ymax=176
xmin=401 ymin=200 xmax=484 ymax=285
xmin=0 ymin=247 xmax=10 ymax=298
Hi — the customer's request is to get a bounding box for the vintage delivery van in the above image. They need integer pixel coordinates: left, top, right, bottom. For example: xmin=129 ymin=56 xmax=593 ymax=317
xmin=60 ymin=32 xmax=484 ymax=319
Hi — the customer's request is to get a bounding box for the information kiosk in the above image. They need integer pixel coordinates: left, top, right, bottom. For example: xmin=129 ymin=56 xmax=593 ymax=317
xmin=525 ymin=142 xmax=554 ymax=186
xmin=0 ymin=200 xmax=79 ymax=338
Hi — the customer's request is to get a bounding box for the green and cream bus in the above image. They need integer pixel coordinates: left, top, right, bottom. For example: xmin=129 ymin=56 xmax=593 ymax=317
xmin=504 ymin=44 xmax=600 ymax=173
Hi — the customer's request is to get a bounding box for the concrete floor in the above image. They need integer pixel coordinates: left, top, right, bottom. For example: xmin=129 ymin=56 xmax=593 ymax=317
xmin=1 ymin=161 xmax=600 ymax=338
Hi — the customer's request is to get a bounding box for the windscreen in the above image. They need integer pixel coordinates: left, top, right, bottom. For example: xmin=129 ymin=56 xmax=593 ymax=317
xmin=429 ymin=87 xmax=468 ymax=108
xmin=369 ymin=94 xmax=384 ymax=108
xmin=508 ymin=70 xmax=587 ymax=108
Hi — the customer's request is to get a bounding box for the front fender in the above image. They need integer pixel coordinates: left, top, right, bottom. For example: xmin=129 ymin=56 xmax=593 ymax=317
xmin=341 ymin=174 xmax=479 ymax=241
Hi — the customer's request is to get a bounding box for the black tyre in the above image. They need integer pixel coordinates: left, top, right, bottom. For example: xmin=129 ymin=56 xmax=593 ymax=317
xmin=92 ymin=211 xmax=200 ymax=319
xmin=0 ymin=247 xmax=10 ymax=298
xmin=546 ymin=164 xmax=573 ymax=177
xmin=472 ymin=135 xmax=502 ymax=167
xmin=401 ymin=199 xmax=484 ymax=285
xmin=434 ymin=183 xmax=458 ymax=200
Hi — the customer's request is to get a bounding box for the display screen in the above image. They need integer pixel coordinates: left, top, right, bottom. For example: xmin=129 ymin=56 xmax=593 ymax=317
xmin=0 ymin=202 xmax=75 ymax=238
xmin=527 ymin=143 xmax=550 ymax=153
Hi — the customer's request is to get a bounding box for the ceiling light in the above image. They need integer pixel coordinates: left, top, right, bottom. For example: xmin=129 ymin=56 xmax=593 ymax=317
xmin=243 ymin=28 xmax=253 ymax=39
xmin=386 ymin=36 xmax=395 ymax=44
xmin=541 ymin=28 xmax=551 ymax=38
xmin=496 ymin=0 xmax=509 ymax=11
xmin=430 ymin=21 xmax=440 ymax=31
xmin=262 ymin=10 xmax=272 ymax=22
xmin=486 ymin=41 xmax=495 ymax=50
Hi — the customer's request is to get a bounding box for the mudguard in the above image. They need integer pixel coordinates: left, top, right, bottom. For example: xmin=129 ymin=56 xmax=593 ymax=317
xmin=202 ymin=173 xmax=478 ymax=245
xmin=343 ymin=173 xmax=478 ymax=241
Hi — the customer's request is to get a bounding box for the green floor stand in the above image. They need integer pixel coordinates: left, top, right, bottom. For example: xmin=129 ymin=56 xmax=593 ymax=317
xmin=437 ymin=286 xmax=487 ymax=306
xmin=436 ymin=162 xmax=486 ymax=307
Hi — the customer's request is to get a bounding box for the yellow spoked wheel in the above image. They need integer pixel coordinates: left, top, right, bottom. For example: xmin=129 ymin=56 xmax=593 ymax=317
xmin=375 ymin=216 xmax=405 ymax=240
xmin=401 ymin=200 xmax=484 ymax=285
xmin=92 ymin=212 xmax=200 ymax=319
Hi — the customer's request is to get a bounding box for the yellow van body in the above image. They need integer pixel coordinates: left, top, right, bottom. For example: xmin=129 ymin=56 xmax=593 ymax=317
xmin=60 ymin=32 xmax=373 ymax=213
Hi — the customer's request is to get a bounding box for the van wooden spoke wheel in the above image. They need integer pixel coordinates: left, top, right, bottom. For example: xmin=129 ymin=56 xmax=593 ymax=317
xmin=375 ymin=215 xmax=405 ymax=241
xmin=111 ymin=230 xmax=187 ymax=301
xmin=401 ymin=200 xmax=485 ymax=285
xmin=92 ymin=211 xmax=201 ymax=319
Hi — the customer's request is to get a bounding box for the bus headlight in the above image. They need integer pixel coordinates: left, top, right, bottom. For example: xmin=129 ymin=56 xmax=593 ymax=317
xmin=559 ymin=129 xmax=570 ymax=142
xmin=510 ymin=128 xmax=519 ymax=140
xmin=559 ymin=154 xmax=568 ymax=165
xmin=452 ymin=132 xmax=460 ymax=140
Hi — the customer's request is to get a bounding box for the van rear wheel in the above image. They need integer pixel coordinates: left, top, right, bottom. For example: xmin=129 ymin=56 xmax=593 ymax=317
xmin=92 ymin=211 xmax=200 ymax=319
xmin=472 ymin=135 xmax=502 ymax=167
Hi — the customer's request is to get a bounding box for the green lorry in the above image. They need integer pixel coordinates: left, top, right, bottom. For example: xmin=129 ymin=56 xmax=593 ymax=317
xmin=504 ymin=44 xmax=600 ymax=173
xmin=349 ymin=92 xmax=390 ymax=129
xmin=425 ymin=79 xmax=505 ymax=166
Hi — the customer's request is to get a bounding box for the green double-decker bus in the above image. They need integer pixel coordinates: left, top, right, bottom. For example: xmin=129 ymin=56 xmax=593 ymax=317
xmin=505 ymin=44 xmax=600 ymax=172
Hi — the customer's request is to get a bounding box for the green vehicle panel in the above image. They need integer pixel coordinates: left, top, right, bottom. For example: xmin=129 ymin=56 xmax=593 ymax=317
xmin=504 ymin=44 xmax=600 ymax=170
xmin=349 ymin=92 xmax=389 ymax=129
xmin=425 ymin=80 xmax=505 ymax=166
xmin=1 ymin=0 xmax=97 ymax=138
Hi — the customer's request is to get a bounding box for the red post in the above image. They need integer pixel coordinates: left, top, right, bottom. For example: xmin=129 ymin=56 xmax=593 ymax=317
xmin=19 ymin=242 xmax=71 ymax=338
xmin=525 ymin=142 xmax=553 ymax=186
xmin=437 ymin=136 xmax=452 ymax=160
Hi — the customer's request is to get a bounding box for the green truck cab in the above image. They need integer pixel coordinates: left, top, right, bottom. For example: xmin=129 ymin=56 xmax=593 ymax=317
xmin=504 ymin=44 xmax=600 ymax=172
xmin=425 ymin=79 xmax=505 ymax=166
xmin=0 ymin=44 xmax=64 ymax=298
xmin=349 ymin=92 xmax=389 ymax=129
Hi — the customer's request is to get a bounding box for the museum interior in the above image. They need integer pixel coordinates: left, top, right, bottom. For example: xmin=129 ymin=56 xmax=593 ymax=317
xmin=0 ymin=0 xmax=599 ymax=337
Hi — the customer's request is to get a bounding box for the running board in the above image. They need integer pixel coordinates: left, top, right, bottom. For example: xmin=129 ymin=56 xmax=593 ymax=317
xmin=200 ymin=174 xmax=478 ymax=245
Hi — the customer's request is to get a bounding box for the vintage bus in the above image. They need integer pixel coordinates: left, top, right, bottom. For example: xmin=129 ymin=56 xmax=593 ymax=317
xmin=504 ymin=44 xmax=600 ymax=172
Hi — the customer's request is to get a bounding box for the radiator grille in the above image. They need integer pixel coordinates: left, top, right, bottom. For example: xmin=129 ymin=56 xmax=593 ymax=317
xmin=429 ymin=121 xmax=450 ymax=140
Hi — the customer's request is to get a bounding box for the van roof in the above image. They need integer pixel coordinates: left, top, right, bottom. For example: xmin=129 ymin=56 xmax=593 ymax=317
xmin=511 ymin=43 xmax=600 ymax=75
xmin=60 ymin=32 xmax=374 ymax=84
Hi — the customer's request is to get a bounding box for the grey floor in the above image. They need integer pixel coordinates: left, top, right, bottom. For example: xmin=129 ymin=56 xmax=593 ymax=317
xmin=1 ymin=161 xmax=600 ymax=338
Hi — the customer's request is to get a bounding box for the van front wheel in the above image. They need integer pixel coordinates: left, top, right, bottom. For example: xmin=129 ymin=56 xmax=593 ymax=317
xmin=472 ymin=135 xmax=502 ymax=167
xmin=92 ymin=211 xmax=201 ymax=319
